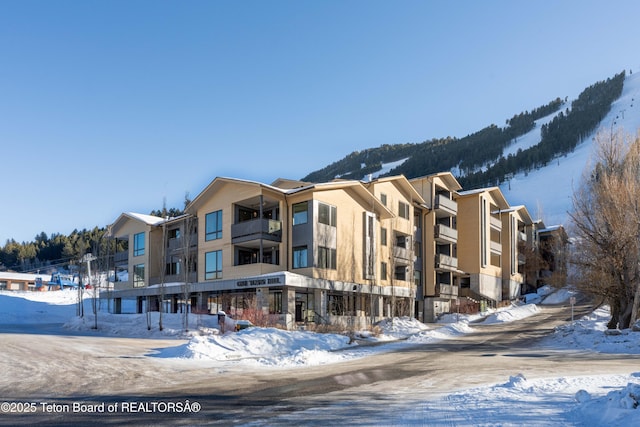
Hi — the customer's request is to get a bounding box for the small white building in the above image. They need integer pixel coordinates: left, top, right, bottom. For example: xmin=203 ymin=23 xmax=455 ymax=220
xmin=0 ymin=272 xmax=43 ymax=291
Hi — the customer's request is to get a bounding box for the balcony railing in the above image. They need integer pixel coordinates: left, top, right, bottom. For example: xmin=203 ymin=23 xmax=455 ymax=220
xmin=231 ymin=219 xmax=282 ymax=244
xmin=434 ymin=224 xmax=458 ymax=244
xmin=435 ymin=253 xmax=458 ymax=271
xmin=392 ymin=245 xmax=412 ymax=261
xmin=434 ymin=194 xmax=457 ymax=217
xmin=114 ymin=251 xmax=128 ymax=264
xmin=490 ymin=215 xmax=502 ymax=229
xmin=518 ymin=252 xmax=526 ymax=265
xmin=435 ymin=283 xmax=458 ymax=297
xmin=490 ymin=240 xmax=502 ymax=254
xmin=167 ymin=235 xmax=198 ymax=252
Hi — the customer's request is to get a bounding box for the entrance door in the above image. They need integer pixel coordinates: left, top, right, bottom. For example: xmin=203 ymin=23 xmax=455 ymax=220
xmin=295 ymin=302 xmax=304 ymax=322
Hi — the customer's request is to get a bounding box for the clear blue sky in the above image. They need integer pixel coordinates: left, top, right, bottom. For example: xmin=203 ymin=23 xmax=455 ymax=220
xmin=2 ymin=0 xmax=639 ymax=244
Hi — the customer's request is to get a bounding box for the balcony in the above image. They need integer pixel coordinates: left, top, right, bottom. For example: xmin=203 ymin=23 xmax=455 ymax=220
xmin=435 ymin=283 xmax=458 ymax=297
xmin=167 ymin=235 xmax=198 ymax=253
xmin=114 ymin=251 xmax=128 ymax=264
xmin=434 ymin=194 xmax=457 ymax=218
xmin=434 ymin=224 xmax=458 ymax=244
xmin=232 ymin=218 xmax=282 ymax=245
xmin=392 ymin=245 xmax=412 ymax=261
xmin=518 ymin=252 xmax=526 ymax=265
xmin=435 ymin=253 xmax=458 ymax=271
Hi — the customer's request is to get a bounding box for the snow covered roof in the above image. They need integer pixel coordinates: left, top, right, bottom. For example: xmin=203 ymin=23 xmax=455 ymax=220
xmin=108 ymin=212 xmax=166 ymax=238
xmin=457 ymin=186 xmax=510 ymax=208
xmin=123 ymin=212 xmax=166 ymax=226
xmin=0 ymin=271 xmax=42 ymax=281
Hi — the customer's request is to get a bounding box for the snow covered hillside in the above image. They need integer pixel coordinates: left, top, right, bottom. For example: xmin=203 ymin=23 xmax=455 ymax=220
xmin=500 ymin=71 xmax=640 ymax=226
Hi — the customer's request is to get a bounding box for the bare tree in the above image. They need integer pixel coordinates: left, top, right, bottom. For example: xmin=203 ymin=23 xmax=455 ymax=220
xmin=158 ymin=218 xmax=168 ymax=331
xmin=180 ymin=214 xmax=197 ymax=332
xmin=569 ymin=129 xmax=640 ymax=329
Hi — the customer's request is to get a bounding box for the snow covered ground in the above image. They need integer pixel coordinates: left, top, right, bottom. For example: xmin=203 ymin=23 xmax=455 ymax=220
xmin=1 ymin=287 xmax=639 ymax=426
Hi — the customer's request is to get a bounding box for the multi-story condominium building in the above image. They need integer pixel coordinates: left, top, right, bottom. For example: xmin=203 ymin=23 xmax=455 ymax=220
xmin=409 ymin=172 xmax=462 ymax=322
xmin=362 ymin=175 xmax=427 ymax=318
xmin=498 ymin=205 xmax=534 ymax=301
xmin=108 ymin=176 xmax=420 ymax=329
xmin=107 ymin=173 xmax=566 ymax=327
xmin=536 ymin=223 xmax=569 ymax=290
xmin=456 ymin=186 xmax=510 ymax=305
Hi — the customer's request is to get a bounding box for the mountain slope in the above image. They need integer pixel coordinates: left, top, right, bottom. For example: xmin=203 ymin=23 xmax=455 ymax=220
xmin=501 ymin=70 xmax=640 ymax=226
xmin=302 ymin=70 xmax=636 ymax=227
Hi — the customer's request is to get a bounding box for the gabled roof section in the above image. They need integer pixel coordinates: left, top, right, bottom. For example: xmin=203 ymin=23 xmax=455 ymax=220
xmin=187 ymin=177 xmax=287 ymax=213
xmin=498 ymin=205 xmax=534 ymax=224
xmin=458 ymin=186 xmax=510 ymax=209
xmin=409 ymin=171 xmax=462 ymax=192
xmin=108 ymin=212 xmax=165 ymax=237
xmin=364 ymin=175 xmax=426 ymax=205
xmin=288 ymin=179 xmax=395 ymax=219
xmin=270 ymin=178 xmax=313 ymax=190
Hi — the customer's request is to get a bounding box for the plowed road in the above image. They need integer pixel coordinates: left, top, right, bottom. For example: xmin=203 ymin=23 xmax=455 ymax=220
xmin=1 ymin=300 xmax=637 ymax=425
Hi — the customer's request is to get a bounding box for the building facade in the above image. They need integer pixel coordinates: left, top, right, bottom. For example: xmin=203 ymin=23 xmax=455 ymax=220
xmin=106 ymin=174 xmax=564 ymax=328
xmin=108 ymin=177 xmax=421 ymax=329
xmin=456 ymin=187 xmax=510 ymax=305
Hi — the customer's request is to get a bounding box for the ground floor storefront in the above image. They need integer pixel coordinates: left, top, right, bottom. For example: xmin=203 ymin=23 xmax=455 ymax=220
xmin=108 ymin=271 xmax=414 ymax=330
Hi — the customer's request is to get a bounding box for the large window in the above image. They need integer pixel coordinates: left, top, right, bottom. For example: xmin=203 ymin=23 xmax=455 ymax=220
xmin=398 ymin=201 xmax=410 ymax=220
xmin=205 ymin=210 xmax=223 ymax=241
xmin=292 ymin=202 xmax=308 ymax=225
xmin=133 ymin=264 xmax=145 ymax=287
xmin=293 ymin=246 xmax=308 ymax=268
xmin=318 ymin=202 xmax=337 ymax=226
xmin=318 ymin=246 xmax=336 ymax=269
xmin=269 ymin=291 xmax=282 ymax=314
xmin=133 ymin=232 xmax=145 ymax=256
xmin=205 ymin=250 xmax=223 ymax=280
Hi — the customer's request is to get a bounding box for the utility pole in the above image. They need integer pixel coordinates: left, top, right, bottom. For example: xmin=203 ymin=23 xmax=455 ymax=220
xmin=82 ymin=253 xmax=98 ymax=329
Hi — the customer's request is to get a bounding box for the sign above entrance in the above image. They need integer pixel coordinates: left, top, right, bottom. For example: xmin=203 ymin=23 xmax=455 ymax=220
xmin=236 ymin=276 xmax=282 ymax=288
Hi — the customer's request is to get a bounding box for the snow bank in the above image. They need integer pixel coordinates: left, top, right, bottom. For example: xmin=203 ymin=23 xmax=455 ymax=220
xmin=542 ymin=305 xmax=640 ymax=354
xmin=153 ymin=327 xmax=354 ymax=367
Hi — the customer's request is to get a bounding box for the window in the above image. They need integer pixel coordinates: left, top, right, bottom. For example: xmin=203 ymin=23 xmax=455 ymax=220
xmin=133 ymin=232 xmax=145 ymax=256
xmin=318 ymin=246 xmax=337 ymax=269
xmin=380 ymin=227 xmax=387 ymax=246
xmin=168 ymin=228 xmax=180 ymax=240
xmin=381 ymin=262 xmax=388 ymax=280
xmin=380 ymin=193 xmax=387 ymax=206
xmin=269 ymin=291 xmax=282 ymax=314
xmin=292 ymin=202 xmax=308 ymax=225
xmin=481 ymin=198 xmax=487 ymax=267
xmin=328 ymin=294 xmax=345 ymax=315
xmin=205 ymin=250 xmax=222 ymax=280
xmin=293 ymin=246 xmax=308 ymax=268
xmin=165 ymin=257 xmax=181 ymax=275
xmin=398 ymin=201 xmax=410 ymax=220
xmin=396 ymin=234 xmax=409 ymax=249
xmin=205 ymin=210 xmax=223 ymax=241
xmin=318 ymin=202 xmax=337 ymax=226
xmin=395 ymin=265 xmax=407 ymax=281
xmin=133 ymin=264 xmax=145 ymax=287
